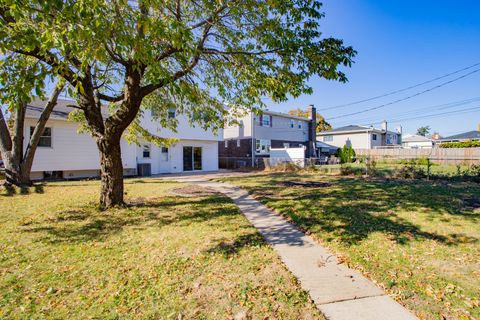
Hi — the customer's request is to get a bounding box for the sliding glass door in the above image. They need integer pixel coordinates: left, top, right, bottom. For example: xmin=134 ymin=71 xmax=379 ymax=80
xmin=193 ymin=147 xmax=202 ymax=170
xmin=183 ymin=146 xmax=202 ymax=171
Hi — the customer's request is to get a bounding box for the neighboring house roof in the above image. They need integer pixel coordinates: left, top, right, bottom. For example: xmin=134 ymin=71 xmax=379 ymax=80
xmin=26 ymin=99 xmax=110 ymax=120
xmin=315 ymin=141 xmax=338 ymax=149
xmin=402 ymin=135 xmax=432 ymax=142
xmin=441 ymin=130 xmax=480 ymax=141
xmin=317 ymin=124 xmax=398 ymax=136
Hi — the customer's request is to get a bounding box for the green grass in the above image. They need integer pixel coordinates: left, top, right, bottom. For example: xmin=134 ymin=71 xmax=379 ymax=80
xmin=220 ymin=173 xmax=480 ymax=320
xmin=0 ymin=179 xmax=322 ymax=319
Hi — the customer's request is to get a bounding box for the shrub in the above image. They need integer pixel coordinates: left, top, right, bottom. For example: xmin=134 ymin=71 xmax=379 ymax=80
xmin=365 ymin=158 xmax=377 ymax=176
xmin=337 ymin=145 xmax=356 ymax=164
xmin=439 ymin=140 xmax=480 ymax=148
xmin=339 ymin=164 xmax=363 ymax=176
xmin=393 ymin=164 xmax=426 ymax=179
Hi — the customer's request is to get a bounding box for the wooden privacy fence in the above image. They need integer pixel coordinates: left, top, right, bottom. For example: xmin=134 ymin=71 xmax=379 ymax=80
xmin=355 ymin=148 xmax=480 ymax=165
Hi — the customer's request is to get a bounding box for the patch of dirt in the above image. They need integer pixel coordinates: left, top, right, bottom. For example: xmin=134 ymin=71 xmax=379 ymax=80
xmin=280 ymin=181 xmax=332 ymax=188
xmin=170 ymin=185 xmax=222 ymax=197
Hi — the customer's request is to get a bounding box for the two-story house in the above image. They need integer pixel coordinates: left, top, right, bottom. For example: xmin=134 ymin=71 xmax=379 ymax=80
xmin=316 ymin=121 xmax=402 ymax=150
xmin=24 ymin=99 xmax=222 ymax=180
xmin=219 ymin=105 xmax=317 ymax=168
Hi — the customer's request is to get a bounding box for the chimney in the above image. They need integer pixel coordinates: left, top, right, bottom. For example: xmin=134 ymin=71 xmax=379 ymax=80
xmin=381 ymin=120 xmax=387 ymax=132
xmin=307 ymin=104 xmax=317 ymax=157
xmin=396 ymin=126 xmax=402 ymax=144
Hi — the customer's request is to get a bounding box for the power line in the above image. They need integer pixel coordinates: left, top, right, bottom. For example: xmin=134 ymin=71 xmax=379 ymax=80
xmin=318 ymin=62 xmax=480 ymax=111
xmin=326 ymin=68 xmax=480 ymax=120
xmin=367 ymin=105 xmax=480 ymax=126
xmin=333 ymin=97 xmax=480 ymax=127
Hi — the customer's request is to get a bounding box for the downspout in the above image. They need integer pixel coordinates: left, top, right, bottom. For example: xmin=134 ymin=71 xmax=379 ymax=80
xmin=251 ymin=111 xmax=255 ymax=167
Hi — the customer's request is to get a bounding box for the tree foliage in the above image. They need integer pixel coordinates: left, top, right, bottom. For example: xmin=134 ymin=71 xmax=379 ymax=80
xmin=288 ymin=107 xmax=332 ymax=132
xmin=0 ymin=0 xmax=356 ymax=207
xmin=337 ymin=144 xmax=356 ymax=163
xmin=416 ymin=126 xmax=431 ymax=137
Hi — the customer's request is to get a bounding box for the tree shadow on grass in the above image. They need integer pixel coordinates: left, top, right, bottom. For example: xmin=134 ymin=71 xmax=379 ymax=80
xmin=206 ymin=232 xmax=266 ymax=257
xmin=21 ymin=196 xmax=238 ymax=244
xmin=1 ymin=183 xmax=45 ymax=197
xmin=244 ymin=175 xmax=480 ymax=246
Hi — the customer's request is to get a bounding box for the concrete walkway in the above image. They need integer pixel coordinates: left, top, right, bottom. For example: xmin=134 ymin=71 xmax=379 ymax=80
xmin=168 ymin=174 xmax=417 ymax=320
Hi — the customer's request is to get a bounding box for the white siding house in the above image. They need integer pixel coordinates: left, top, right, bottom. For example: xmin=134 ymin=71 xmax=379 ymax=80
xmin=317 ymin=122 xmax=402 ymax=150
xmin=401 ymin=135 xmax=434 ymax=149
xmin=25 ymin=99 xmax=221 ymax=180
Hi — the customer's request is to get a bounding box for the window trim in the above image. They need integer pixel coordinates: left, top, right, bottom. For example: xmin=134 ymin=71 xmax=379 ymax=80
xmin=31 ymin=126 xmax=52 ymax=148
xmin=142 ymin=144 xmax=151 ymax=159
xmin=167 ymin=107 xmax=176 ymax=119
xmin=160 ymin=147 xmax=169 ymax=161
xmin=262 ymin=115 xmax=271 ymax=127
xmin=255 ymin=139 xmax=271 ymax=154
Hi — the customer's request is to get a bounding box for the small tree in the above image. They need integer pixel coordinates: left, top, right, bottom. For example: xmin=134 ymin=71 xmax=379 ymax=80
xmin=1 ymin=1 xmax=356 ymax=208
xmin=288 ymin=108 xmax=332 ymax=132
xmin=337 ymin=144 xmax=356 ymax=163
xmin=416 ymin=126 xmax=431 ymax=137
xmin=0 ymin=56 xmax=64 ymax=186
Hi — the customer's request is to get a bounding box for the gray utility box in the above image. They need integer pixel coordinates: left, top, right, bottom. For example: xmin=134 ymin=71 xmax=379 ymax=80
xmin=137 ymin=163 xmax=152 ymax=177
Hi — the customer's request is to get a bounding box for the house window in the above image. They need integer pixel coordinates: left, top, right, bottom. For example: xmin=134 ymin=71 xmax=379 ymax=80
xmin=167 ymin=107 xmax=176 ymax=119
xmin=298 ymin=121 xmax=302 ymax=129
xmin=372 ymin=134 xmax=377 ymax=141
xmin=31 ymin=126 xmax=52 ymax=147
xmin=323 ymin=135 xmax=333 ymax=142
xmin=160 ymin=147 xmax=168 ymax=161
xmin=262 ymin=115 xmax=271 ymax=126
xmin=290 ymin=120 xmax=294 ymax=128
xmin=143 ymin=144 xmax=151 ymax=158
xmin=255 ymin=139 xmax=271 ymax=154
xmin=237 ymin=139 xmax=240 ymax=147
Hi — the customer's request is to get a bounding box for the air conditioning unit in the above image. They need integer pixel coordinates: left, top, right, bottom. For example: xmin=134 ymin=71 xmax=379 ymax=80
xmin=137 ymin=163 xmax=151 ymax=177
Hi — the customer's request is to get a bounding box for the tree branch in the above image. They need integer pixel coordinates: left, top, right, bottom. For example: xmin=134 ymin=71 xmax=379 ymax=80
xmin=140 ymin=23 xmax=212 ymax=98
xmin=23 ymin=80 xmax=65 ymax=168
xmin=0 ymin=107 xmax=12 ymax=154
xmin=14 ymin=48 xmax=80 ymax=88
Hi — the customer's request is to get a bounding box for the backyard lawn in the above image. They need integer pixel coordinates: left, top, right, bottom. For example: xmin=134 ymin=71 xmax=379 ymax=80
xmin=221 ymin=173 xmax=480 ymax=320
xmin=0 ymin=179 xmax=322 ymax=319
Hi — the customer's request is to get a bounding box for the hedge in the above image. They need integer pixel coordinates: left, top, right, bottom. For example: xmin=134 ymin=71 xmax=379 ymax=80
xmin=439 ymin=140 xmax=480 ymax=148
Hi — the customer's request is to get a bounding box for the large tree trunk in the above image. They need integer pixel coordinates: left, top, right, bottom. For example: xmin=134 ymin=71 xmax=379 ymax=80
xmin=97 ymin=136 xmax=125 ymax=209
xmin=3 ymin=153 xmax=32 ymax=187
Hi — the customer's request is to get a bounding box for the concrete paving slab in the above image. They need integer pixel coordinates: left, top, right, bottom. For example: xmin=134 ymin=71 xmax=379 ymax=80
xmin=320 ymin=296 xmax=417 ymax=320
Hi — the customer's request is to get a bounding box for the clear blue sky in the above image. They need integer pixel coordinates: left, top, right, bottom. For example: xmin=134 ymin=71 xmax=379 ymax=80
xmin=267 ymin=0 xmax=480 ymax=136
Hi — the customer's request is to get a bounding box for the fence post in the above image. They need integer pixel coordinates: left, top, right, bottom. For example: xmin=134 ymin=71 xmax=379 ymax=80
xmin=365 ymin=157 xmax=369 ymax=176
xmin=427 ymin=158 xmax=431 ymax=180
